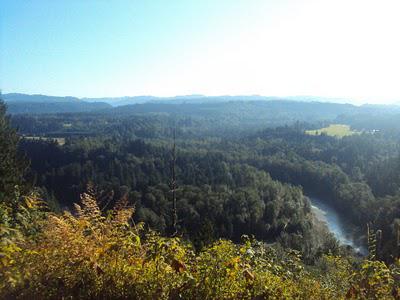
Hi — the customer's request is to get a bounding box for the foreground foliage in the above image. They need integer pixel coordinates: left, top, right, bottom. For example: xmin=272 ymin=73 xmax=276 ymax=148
xmin=1 ymin=192 xmax=399 ymax=299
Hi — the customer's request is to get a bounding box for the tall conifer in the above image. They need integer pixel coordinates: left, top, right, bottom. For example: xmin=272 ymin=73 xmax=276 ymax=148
xmin=0 ymin=98 xmax=27 ymax=205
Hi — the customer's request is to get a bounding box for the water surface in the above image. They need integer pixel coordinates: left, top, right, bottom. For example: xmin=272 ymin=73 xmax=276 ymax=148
xmin=310 ymin=197 xmax=367 ymax=255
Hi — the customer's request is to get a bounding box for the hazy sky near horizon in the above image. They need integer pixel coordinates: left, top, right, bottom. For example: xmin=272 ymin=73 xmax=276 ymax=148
xmin=1 ymin=0 xmax=400 ymax=103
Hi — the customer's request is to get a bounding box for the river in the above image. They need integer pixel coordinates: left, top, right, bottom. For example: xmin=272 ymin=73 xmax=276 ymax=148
xmin=309 ymin=196 xmax=368 ymax=255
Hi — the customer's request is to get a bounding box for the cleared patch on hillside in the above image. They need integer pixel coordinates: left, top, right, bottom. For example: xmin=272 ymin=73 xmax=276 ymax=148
xmin=305 ymin=124 xmax=358 ymax=138
xmin=24 ymin=136 xmax=66 ymax=145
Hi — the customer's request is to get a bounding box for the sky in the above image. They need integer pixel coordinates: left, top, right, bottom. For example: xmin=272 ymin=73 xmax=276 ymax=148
xmin=1 ymin=0 xmax=400 ymax=104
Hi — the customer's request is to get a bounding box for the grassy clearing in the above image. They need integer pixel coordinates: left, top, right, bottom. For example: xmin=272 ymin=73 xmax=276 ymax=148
xmin=305 ymin=124 xmax=358 ymax=138
xmin=24 ymin=136 xmax=66 ymax=145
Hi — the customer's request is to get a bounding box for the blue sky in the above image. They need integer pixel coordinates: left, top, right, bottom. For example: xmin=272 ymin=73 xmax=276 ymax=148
xmin=1 ymin=0 xmax=400 ymax=103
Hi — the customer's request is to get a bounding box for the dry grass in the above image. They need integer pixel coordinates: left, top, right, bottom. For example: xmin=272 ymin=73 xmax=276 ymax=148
xmin=305 ymin=124 xmax=358 ymax=138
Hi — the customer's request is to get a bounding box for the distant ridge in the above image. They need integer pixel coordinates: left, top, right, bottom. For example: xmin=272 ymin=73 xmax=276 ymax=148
xmin=2 ymin=93 xmax=359 ymax=106
xmin=3 ymin=93 xmax=81 ymax=103
xmin=2 ymin=93 xmax=400 ymax=113
xmin=2 ymin=93 xmax=111 ymax=114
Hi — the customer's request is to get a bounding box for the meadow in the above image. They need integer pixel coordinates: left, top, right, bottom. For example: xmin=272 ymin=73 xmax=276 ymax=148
xmin=305 ymin=124 xmax=358 ymax=138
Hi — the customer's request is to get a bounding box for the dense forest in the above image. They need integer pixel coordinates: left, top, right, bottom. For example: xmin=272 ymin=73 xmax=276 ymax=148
xmin=1 ymin=98 xmax=400 ymax=298
xmin=12 ymin=101 xmax=400 ymax=262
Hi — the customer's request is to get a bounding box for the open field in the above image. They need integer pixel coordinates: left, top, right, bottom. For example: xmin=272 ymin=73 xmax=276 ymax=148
xmin=23 ymin=136 xmax=66 ymax=145
xmin=305 ymin=124 xmax=359 ymax=138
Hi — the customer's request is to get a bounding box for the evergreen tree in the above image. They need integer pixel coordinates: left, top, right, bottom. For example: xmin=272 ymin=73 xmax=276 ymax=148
xmin=0 ymin=98 xmax=27 ymax=205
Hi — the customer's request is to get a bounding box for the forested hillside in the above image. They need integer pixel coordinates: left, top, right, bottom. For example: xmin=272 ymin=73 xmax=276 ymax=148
xmin=16 ymin=116 xmax=400 ymax=262
xmin=2 ymin=98 xmax=400 ymax=298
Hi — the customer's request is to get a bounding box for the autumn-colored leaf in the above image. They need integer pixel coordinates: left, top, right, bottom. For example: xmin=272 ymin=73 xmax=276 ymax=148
xmin=171 ymin=258 xmax=186 ymax=273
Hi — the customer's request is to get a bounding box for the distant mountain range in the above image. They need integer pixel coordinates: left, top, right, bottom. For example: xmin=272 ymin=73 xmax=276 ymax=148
xmin=2 ymin=93 xmax=400 ymax=115
xmin=3 ymin=93 xmax=354 ymax=106
xmin=4 ymin=93 xmax=82 ymax=103
xmin=81 ymin=95 xmax=355 ymax=106
xmin=83 ymin=95 xmax=274 ymax=106
xmin=2 ymin=93 xmax=111 ymax=114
